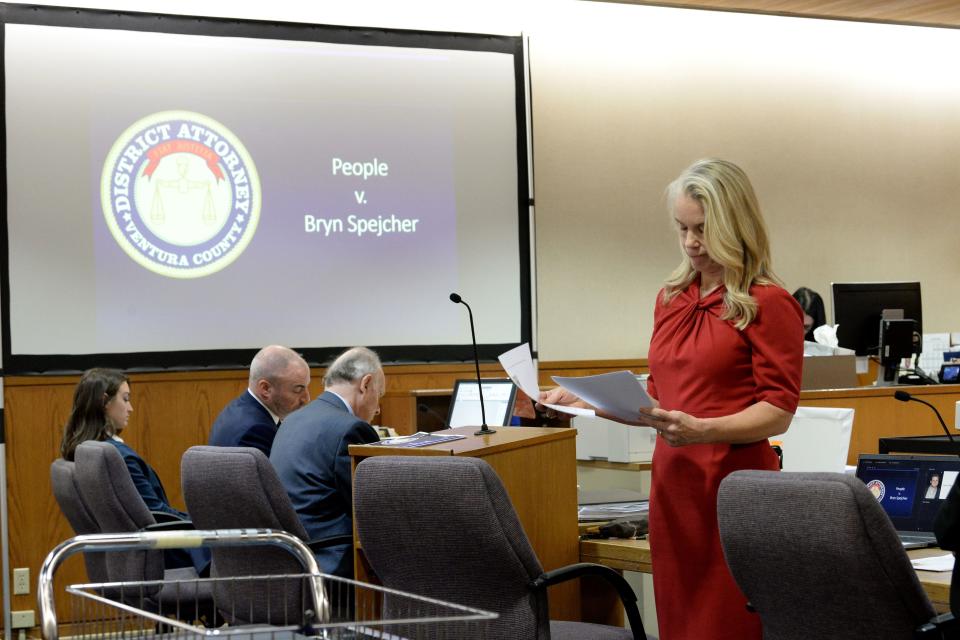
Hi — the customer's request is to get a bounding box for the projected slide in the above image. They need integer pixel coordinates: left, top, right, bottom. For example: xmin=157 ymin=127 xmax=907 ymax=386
xmin=2 ymin=9 xmax=528 ymax=371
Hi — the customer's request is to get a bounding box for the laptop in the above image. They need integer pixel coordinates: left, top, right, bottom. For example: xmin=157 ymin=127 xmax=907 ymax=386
xmin=855 ymin=454 xmax=960 ymax=549
xmin=446 ymin=379 xmax=518 ymax=428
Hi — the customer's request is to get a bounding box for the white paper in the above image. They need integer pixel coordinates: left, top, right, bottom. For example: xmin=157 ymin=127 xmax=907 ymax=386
xmin=910 ymin=553 xmax=955 ymax=572
xmin=919 ymin=332 xmax=952 ymax=374
xmin=543 ymin=403 xmax=596 ymax=417
xmin=498 ymin=343 xmax=597 ymax=417
xmin=497 ymin=343 xmax=541 ymax=400
xmin=552 ymin=371 xmax=653 ymax=422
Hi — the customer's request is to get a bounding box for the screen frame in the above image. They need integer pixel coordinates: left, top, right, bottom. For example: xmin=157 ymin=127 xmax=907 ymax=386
xmin=445 ymin=377 xmax=518 ymax=428
xmin=831 ymin=281 xmax=922 ymax=357
xmin=0 ymin=3 xmax=532 ymax=375
xmin=940 ymin=363 xmax=960 ymax=384
xmin=856 ymin=453 xmax=960 ymax=532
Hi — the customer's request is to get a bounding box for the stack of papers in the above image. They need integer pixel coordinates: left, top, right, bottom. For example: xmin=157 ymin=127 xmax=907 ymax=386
xmin=498 ymin=343 xmax=653 ymax=420
xmin=910 ymin=554 xmax=955 ymax=572
xmin=578 ymin=500 xmax=649 ymax=522
xmin=370 ymin=432 xmax=466 ymax=448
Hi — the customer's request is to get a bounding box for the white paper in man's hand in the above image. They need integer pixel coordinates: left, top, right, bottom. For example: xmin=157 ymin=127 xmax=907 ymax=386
xmin=552 ymin=371 xmax=653 ymax=422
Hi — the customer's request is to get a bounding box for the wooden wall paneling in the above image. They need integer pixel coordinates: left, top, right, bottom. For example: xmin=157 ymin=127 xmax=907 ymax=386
xmin=5 ymin=376 xmax=79 ymax=617
xmin=128 ymin=372 xmax=247 ymax=510
xmin=3 ymin=370 xmax=251 ymax=621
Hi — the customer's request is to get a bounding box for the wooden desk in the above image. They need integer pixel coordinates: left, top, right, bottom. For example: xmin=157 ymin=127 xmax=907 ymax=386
xmin=799 ymin=384 xmax=960 ymax=465
xmin=911 ymin=546 xmax=952 ymax=612
xmin=579 ymin=537 xmax=953 ymax=613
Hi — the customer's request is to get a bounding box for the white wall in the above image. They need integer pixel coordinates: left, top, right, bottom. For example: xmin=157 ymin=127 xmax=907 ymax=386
xmin=529 ymin=2 xmax=960 ymax=359
xmin=6 ymin=0 xmax=960 ymax=362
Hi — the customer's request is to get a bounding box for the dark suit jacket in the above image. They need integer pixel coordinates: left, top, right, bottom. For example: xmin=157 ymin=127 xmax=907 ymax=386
xmin=106 ymin=438 xmax=187 ymax=519
xmin=269 ymin=391 xmax=379 ymax=577
xmin=104 ymin=438 xmax=210 ymax=574
xmin=209 ymin=391 xmax=279 ymax=456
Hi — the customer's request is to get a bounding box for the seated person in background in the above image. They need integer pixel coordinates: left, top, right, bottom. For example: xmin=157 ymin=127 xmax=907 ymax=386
xmin=60 ymin=368 xmax=209 ymax=574
xmin=270 ymin=347 xmax=382 ymax=578
xmin=792 ymin=287 xmax=827 ymax=341
xmin=208 ymin=345 xmax=311 ymax=455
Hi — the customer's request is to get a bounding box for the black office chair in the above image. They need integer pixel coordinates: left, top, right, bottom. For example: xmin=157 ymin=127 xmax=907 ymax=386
xmin=717 ymin=470 xmax=959 ymax=640
xmin=354 ymin=455 xmax=650 ymax=640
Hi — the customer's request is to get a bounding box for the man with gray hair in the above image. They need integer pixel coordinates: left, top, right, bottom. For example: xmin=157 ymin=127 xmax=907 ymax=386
xmin=208 ymin=345 xmax=311 ymax=455
xmin=270 ymin=347 xmax=383 ymax=578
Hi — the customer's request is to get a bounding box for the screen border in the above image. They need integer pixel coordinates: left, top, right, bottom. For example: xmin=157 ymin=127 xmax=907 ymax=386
xmin=830 ymin=281 xmax=922 ymax=357
xmin=0 ymin=3 xmax=532 ymax=374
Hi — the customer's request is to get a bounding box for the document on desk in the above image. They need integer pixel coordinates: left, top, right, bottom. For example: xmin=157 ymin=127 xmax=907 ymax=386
xmin=552 ymin=371 xmax=654 ymax=422
xmin=578 ymin=500 xmax=649 ymax=522
xmin=370 ymin=432 xmax=467 ymax=448
xmin=497 ymin=343 xmax=595 ymax=417
xmin=910 ymin=554 xmax=955 ymax=572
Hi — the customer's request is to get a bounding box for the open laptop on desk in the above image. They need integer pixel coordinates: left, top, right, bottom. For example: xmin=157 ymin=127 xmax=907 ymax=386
xmin=446 ymin=379 xmax=517 ymax=428
xmin=855 ymin=454 xmax=960 ymax=549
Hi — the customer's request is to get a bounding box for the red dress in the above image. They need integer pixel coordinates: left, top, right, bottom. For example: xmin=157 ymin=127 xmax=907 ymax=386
xmin=646 ymin=279 xmax=803 ymax=640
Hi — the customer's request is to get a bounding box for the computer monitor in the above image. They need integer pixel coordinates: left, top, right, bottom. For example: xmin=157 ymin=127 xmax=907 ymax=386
xmin=446 ymin=379 xmax=518 ymax=428
xmin=831 ymin=282 xmax=922 ymax=358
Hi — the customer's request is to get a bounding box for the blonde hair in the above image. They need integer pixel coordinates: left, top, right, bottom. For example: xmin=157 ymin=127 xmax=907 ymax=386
xmin=662 ymin=158 xmax=779 ymax=329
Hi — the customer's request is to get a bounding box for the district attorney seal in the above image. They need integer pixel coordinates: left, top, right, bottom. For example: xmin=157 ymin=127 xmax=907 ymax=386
xmin=101 ymin=111 xmax=261 ymax=278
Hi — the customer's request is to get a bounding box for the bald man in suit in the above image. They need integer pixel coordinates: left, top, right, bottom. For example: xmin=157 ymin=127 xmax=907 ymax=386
xmin=209 ymin=345 xmax=310 ymax=456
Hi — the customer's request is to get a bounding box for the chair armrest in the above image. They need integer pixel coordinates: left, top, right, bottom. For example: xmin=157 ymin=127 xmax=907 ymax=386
xmin=145 ymin=515 xmax=195 ymax=531
xmin=531 ymin=562 xmax=646 ymax=640
xmin=917 ymin=611 xmax=960 ymax=638
xmin=306 ymin=534 xmax=354 ymax=554
xmin=150 ymin=510 xmax=189 ymax=524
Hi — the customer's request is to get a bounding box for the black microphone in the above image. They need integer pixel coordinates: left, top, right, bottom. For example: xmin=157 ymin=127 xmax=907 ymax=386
xmin=449 ymin=292 xmax=493 ymax=435
xmin=894 ymin=390 xmax=955 ymax=443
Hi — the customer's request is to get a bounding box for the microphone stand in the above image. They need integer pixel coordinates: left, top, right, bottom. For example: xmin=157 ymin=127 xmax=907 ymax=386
xmin=450 ymin=293 xmax=494 ymax=435
xmin=894 ymin=390 xmax=955 ymax=443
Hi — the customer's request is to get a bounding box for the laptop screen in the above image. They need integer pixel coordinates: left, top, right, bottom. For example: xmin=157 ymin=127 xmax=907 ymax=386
xmin=446 ymin=379 xmax=517 ymax=428
xmin=855 ymin=454 xmax=960 ymax=533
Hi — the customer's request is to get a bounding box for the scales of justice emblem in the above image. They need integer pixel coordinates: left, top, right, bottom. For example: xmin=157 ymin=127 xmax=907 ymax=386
xmin=101 ymin=110 xmax=261 ymax=278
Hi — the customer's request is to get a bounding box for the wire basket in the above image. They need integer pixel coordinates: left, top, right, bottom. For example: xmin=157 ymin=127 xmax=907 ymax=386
xmin=40 ymin=531 xmax=497 ymax=640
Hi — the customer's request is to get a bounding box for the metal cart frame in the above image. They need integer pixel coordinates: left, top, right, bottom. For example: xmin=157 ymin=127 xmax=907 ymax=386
xmin=39 ymin=529 xmax=496 ymax=640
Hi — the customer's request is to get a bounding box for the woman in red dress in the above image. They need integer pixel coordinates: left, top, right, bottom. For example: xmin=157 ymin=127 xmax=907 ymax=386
xmin=542 ymin=158 xmax=803 ymax=639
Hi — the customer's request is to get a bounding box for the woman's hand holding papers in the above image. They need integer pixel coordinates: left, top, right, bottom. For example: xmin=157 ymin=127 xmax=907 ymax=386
xmin=538 ymin=376 xmax=717 ymax=448
xmin=536 ymin=387 xmax=592 ymax=419
xmin=634 ymin=407 xmax=710 ymax=447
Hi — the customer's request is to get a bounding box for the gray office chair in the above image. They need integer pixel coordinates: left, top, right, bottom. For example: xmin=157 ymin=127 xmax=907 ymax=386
xmin=50 ymin=458 xmax=109 ymax=584
xmin=717 ymin=470 xmax=958 ymax=640
xmin=354 ymin=455 xmax=649 ymax=640
xmin=73 ymin=440 xmax=213 ymax=620
xmin=181 ymin=445 xmax=350 ymax=625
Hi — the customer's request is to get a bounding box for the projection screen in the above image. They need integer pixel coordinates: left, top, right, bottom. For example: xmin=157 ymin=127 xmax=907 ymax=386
xmin=0 ymin=4 xmax=531 ymax=373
